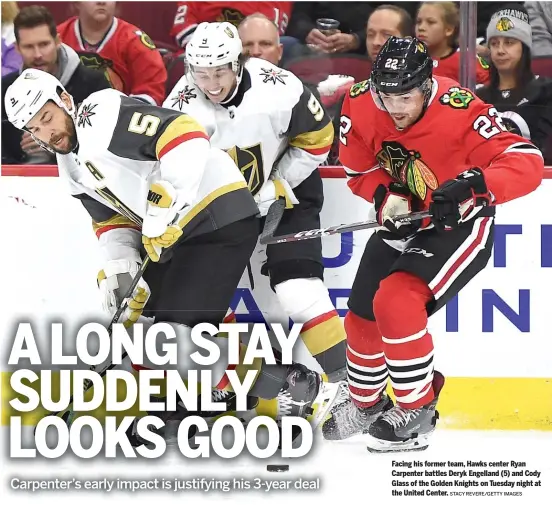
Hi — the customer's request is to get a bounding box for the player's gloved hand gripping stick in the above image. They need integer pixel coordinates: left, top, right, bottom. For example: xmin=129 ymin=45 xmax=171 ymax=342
xmin=36 ymin=258 xmax=151 ymax=429
xmin=260 ymin=205 xmax=431 ymax=244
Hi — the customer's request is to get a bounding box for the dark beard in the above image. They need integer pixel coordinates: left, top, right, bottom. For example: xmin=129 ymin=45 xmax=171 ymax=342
xmin=51 ymin=113 xmax=78 ymax=154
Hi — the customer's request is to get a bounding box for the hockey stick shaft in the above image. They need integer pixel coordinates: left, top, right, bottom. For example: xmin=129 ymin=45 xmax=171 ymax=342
xmin=45 ymin=258 xmax=151 ymax=423
xmin=260 ymin=210 xmax=432 ymax=245
xmin=259 ymin=198 xmax=286 ymax=243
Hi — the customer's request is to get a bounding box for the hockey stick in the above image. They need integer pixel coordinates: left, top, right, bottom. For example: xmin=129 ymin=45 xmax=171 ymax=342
xmin=259 ymin=210 xmax=432 ymax=245
xmin=38 ymin=257 xmax=151 ymax=428
xmin=259 ymin=198 xmax=286 ymax=244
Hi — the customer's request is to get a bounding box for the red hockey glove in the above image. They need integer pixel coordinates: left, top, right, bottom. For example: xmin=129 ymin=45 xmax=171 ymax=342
xmin=429 ymin=168 xmax=492 ymax=231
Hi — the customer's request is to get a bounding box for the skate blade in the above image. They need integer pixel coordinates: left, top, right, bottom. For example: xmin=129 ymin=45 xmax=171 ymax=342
xmin=366 ymin=433 xmax=432 ymax=453
xmin=307 ymin=381 xmax=340 ymax=430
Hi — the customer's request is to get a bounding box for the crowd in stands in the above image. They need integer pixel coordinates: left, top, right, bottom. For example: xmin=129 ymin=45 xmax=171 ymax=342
xmin=2 ymin=1 xmax=552 ymax=166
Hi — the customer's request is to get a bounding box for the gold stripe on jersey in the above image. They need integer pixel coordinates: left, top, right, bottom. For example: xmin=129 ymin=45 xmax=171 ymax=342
xmin=176 ymin=181 xmax=248 ymax=231
xmin=155 ymin=114 xmax=208 ymax=159
xmin=92 ymin=214 xmax=140 ymax=236
xmin=289 ymin=121 xmax=334 ymax=151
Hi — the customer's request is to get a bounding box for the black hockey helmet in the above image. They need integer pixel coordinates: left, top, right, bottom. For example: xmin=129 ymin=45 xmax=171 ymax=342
xmin=371 ymin=36 xmax=433 ymax=95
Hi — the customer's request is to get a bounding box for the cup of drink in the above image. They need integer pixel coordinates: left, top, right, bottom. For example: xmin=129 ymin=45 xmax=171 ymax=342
xmin=316 ymin=18 xmax=340 ymax=35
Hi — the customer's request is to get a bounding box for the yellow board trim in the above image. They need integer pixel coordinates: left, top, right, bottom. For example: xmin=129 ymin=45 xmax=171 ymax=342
xmin=155 ymin=115 xmax=207 ymax=159
xmin=3 ymin=373 xmax=551 ymax=429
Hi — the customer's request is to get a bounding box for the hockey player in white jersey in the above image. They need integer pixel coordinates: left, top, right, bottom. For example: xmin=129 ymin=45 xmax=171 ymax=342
xmin=4 ymin=68 xmax=338 ymax=443
xmin=163 ymin=22 xmax=347 ymax=388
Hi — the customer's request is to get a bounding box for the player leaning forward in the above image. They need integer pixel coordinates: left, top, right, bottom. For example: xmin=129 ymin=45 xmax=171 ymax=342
xmin=163 ymin=22 xmax=347 ymax=384
xmin=4 ymin=69 xmax=337 ymax=434
xmin=323 ymin=37 xmax=544 ymax=452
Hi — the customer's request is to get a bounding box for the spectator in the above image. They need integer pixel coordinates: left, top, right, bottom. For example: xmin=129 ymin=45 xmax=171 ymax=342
xmin=526 ymin=2 xmax=552 ymax=57
xmin=285 ymin=2 xmax=374 ymax=57
xmin=2 ymin=2 xmax=22 ymax=76
xmin=1 ymin=5 xmax=111 ymax=165
xmin=170 ymin=2 xmax=292 ymax=48
xmin=366 ymin=4 xmax=413 ymax=62
xmin=477 ymin=5 xmax=552 ymax=160
xmin=57 ymin=1 xmax=166 ymax=105
xmin=238 ymin=13 xmax=283 ymax=66
xmin=416 ymin=2 xmax=490 ymax=85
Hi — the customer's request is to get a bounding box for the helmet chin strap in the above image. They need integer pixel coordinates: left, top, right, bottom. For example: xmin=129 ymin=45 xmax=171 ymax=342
xmin=220 ymin=62 xmax=244 ymax=105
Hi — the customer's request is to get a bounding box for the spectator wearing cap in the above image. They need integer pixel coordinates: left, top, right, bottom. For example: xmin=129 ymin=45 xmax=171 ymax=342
xmin=477 ymin=5 xmax=552 ymax=161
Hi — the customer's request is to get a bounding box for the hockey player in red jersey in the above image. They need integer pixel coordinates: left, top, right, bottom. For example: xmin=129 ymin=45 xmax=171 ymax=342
xmin=170 ymin=2 xmax=292 ymax=48
xmin=322 ymin=36 xmax=543 ymax=452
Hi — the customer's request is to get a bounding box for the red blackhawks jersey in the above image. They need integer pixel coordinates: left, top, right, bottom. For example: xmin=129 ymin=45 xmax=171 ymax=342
xmin=170 ymin=1 xmax=292 ymax=47
xmin=339 ymin=76 xmax=544 ymax=211
xmin=432 ymin=50 xmax=490 ymax=86
xmin=58 ymin=17 xmax=167 ymax=105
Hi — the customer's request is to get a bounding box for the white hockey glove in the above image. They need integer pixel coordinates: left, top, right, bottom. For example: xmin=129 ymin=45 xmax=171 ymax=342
xmin=254 ymin=179 xmax=299 ymax=217
xmin=373 ymin=182 xmax=420 ymax=239
xmin=142 ymin=180 xmax=185 ymax=262
xmin=98 ymin=259 xmax=151 ymax=328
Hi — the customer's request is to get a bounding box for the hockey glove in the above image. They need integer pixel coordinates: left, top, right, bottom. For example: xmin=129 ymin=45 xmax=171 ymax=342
xmin=142 ymin=181 xmax=184 ymax=262
xmin=98 ymin=259 xmax=151 ymax=328
xmin=373 ymin=182 xmax=420 ymax=239
xmin=254 ymin=179 xmax=299 ymax=217
xmin=429 ymin=168 xmax=492 ymax=231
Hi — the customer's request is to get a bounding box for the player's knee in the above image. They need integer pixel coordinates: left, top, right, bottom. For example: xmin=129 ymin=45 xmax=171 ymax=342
xmin=373 ymin=271 xmax=433 ymax=324
xmin=274 ymin=277 xmax=333 ymax=320
xmin=344 ymin=310 xmax=380 ymax=344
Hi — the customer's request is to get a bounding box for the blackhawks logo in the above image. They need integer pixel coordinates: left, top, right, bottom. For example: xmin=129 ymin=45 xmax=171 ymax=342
xmin=376 ymin=141 xmax=438 ymax=200
xmin=439 ymin=87 xmax=474 ymax=109
xmin=496 ymin=17 xmax=515 ymax=32
xmin=349 ymin=79 xmax=370 ymax=98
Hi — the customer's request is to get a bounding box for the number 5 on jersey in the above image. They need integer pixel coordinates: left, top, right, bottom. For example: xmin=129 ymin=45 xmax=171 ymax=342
xmin=128 ymin=112 xmax=160 ymax=136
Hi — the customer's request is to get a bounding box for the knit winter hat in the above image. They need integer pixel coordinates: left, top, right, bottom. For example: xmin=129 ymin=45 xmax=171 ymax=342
xmin=486 ymin=7 xmax=532 ymax=49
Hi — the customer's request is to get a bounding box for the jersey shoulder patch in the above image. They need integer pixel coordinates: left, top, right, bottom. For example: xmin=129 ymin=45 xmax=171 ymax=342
xmin=438 ymin=86 xmax=475 ymax=110
xmin=134 ymin=30 xmax=156 ymax=50
xmin=349 ymin=79 xmax=370 ymax=98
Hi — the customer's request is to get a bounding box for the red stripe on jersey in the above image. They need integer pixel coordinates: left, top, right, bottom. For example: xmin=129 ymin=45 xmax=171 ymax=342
xmin=96 ymin=223 xmax=140 ymax=239
xmin=302 ymin=146 xmax=331 ymax=156
xmin=158 ymin=131 xmax=209 ymax=159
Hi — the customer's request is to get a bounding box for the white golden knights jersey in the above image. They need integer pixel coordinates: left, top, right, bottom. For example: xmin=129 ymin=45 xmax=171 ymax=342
xmin=57 ymin=88 xmax=257 ymax=260
xmin=163 ymin=58 xmax=334 ymax=196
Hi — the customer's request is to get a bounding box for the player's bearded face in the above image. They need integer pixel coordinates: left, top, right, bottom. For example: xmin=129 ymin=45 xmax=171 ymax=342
xmin=26 ymin=102 xmax=78 ymax=155
xmin=380 ymin=89 xmax=425 ymax=130
xmin=191 ymin=64 xmax=237 ymax=103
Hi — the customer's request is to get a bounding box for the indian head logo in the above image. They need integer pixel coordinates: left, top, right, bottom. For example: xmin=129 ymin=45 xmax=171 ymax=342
xmin=376 ymin=141 xmax=438 ymax=200
xmin=496 ymin=17 xmax=514 ymax=32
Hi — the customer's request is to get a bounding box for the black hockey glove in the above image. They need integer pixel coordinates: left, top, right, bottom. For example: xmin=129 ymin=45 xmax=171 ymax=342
xmin=429 ymin=168 xmax=492 ymax=231
xmin=373 ymin=182 xmax=420 ymax=239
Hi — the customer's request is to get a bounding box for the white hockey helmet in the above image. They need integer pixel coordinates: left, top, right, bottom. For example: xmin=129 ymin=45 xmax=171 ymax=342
xmin=185 ymin=22 xmax=242 ymax=72
xmin=4 ymin=68 xmax=75 ymax=131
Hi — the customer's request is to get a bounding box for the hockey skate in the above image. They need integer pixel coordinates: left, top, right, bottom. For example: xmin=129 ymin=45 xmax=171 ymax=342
xmin=276 ymin=363 xmax=339 ymax=446
xmin=366 ymin=371 xmax=445 ymax=453
xmin=322 ymin=381 xmax=393 ymax=440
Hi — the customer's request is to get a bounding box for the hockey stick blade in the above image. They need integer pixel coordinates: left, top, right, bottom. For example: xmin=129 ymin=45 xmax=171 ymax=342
xmin=260 ymin=210 xmax=431 ymax=245
xmin=36 ymin=258 xmax=151 ymax=429
xmin=259 ymin=198 xmax=286 ymax=245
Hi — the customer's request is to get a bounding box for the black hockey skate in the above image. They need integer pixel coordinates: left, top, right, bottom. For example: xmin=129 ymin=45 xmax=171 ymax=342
xmin=275 ymin=363 xmax=339 ymax=447
xmin=322 ymin=381 xmax=393 ymax=440
xmin=366 ymin=371 xmax=445 ymax=453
